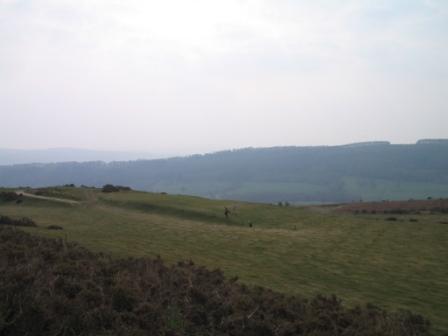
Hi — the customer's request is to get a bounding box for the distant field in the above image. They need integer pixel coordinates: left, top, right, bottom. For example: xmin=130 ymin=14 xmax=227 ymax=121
xmin=1 ymin=187 xmax=447 ymax=334
xmin=338 ymin=198 xmax=448 ymax=214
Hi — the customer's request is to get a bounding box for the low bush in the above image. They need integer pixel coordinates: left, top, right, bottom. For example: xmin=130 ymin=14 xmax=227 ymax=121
xmin=0 ymin=215 xmax=37 ymax=227
xmin=0 ymin=191 xmax=20 ymax=202
xmin=102 ymin=184 xmax=132 ymax=193
xmin=0 ymin=227 xmax=432 ymax=336
xmin=47 ymin=225 xmax=63 ymax=230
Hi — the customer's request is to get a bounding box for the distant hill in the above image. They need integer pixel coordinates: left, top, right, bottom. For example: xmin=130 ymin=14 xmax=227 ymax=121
xmin=0 ymin=148 xmax=162 ymax=165
xmin=0 ymin=140 xmax=447 ymax=203
xmin=416 ymin=139 xmax=448 ymax=145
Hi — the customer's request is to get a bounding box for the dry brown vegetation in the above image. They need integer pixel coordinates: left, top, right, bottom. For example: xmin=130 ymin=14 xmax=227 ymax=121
xmin=0 ymin=215 xmax=36 ymax=227
xmin=0 ymin=227 xmax=432 ymax=336
xmin=0 ymin=192 xmax=21 ymax=203
xmin=337 ymin=198 xmax=448 ymax=214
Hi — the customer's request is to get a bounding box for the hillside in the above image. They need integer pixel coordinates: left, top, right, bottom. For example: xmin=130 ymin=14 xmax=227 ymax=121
xmin=0 ymin=148 xmax=160 ymax=165
xmin=0 ymin=227 xmax=432 ymax=336
xmin=1 ymin=141 xmax=448 ymax=203
xmin=0 ymin=186 xmax=447 ymax=333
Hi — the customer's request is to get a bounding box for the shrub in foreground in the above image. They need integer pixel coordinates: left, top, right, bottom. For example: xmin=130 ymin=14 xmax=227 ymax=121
xmin=0 ymin=227 xmax=432 ymax=336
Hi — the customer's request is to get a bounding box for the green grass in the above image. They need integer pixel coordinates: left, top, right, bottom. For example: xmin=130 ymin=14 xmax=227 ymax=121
xmin=342 ymin=177 xmax=448 ymax=201
xmin=151 ymin=177 xmax=448 ymax=203
xmin=1 ymin=187 xmax=447 ymax=334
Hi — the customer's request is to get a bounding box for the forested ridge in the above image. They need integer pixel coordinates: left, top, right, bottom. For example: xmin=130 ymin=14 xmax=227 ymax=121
xmin=1 ymin=142 xmax=447 ymax=203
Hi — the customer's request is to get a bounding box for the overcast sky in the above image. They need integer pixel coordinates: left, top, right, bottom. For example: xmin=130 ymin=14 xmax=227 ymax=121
xmin=1 ymin=0 xmax=447 ymax=155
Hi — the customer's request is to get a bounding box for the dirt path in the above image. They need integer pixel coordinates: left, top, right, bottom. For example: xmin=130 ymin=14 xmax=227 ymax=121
xmin=15 ymin=190 xmax=80 ymax=205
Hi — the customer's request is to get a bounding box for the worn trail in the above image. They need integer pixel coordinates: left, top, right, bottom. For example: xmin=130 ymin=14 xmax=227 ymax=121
xmin=15 ymin=190 xmax=80 ymax=205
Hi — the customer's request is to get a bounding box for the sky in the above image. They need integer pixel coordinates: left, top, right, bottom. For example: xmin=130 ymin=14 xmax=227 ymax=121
xmin=1 ymin=0 xmax=447 ymax=155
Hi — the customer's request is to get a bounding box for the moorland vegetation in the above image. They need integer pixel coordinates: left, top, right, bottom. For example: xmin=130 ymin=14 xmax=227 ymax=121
xmin=0 ymin=187 xmax=447 ymax=333
xmin=0 ymin=227 xmax=432 ymax=336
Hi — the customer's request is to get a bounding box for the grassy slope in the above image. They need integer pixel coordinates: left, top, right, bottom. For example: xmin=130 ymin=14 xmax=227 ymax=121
xmin=342 ymin=177 xmax=448 ymax=202
xmin=1 ymin=187 xmax=447 ymax=333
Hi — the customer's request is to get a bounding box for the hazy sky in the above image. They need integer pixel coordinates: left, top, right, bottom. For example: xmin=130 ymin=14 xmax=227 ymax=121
xmin=1 ymin=0 xmax=447 ymax=155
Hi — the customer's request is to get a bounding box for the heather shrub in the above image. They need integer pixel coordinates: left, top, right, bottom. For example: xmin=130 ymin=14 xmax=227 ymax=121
xmin=0 ymin=192 xmax=20 ymax=202
xmin=0 ymin=227 xmax=432 ymax=336
xmin=0 ymin=215 xmax=37 ymax=227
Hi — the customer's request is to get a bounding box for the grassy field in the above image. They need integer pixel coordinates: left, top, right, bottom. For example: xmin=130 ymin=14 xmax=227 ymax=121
xmin=1 ymin=187 xmax=447 ymax=334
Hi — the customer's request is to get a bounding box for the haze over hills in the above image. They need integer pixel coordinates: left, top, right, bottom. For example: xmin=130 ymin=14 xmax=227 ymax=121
xmin=1 ymin=140 xmax=447 ymax=203
xmin=2 ymin=1 xmax=447 ymax=335
xmin=0 ymin=148 xmax=166 ymax=165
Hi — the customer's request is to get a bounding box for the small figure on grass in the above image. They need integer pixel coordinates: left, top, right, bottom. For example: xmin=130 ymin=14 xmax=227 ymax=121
xmin=224 ymin=207 xmax=231 ymax=219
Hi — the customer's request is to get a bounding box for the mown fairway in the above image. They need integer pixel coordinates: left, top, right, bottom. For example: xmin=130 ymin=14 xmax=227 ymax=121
xmin=1 ymin=187 xmax=447 ymax=334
